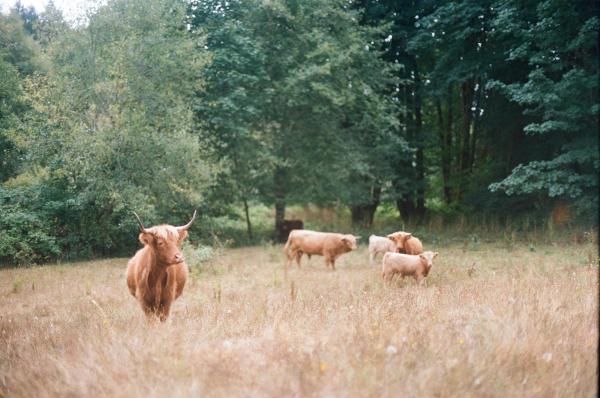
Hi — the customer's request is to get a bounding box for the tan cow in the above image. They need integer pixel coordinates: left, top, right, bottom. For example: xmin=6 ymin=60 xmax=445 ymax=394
xmin=126 ymin=211 xmax=196 ymax=321
xmin=368 ymin=235 xmax=397 ymax=266
xmin=284 ymin=229 xmax=359 ymax=270
xmin=382 ymin=251 xmax=438 ymax=285
xmin=387 ymin=231 xmax=423 ymax=254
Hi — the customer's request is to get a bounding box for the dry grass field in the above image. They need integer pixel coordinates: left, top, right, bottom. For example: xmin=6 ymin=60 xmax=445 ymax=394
xmin=0 ymin=240 xmax=598 ymax=397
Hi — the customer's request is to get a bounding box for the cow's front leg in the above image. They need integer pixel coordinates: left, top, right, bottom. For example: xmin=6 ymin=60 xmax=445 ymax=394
xmin=140 ymin=301 xmax=154 ymax=319
xmin=158 ymin=301 xmax=172 ymax=322
xmin=159 ymin=273 xmax=176 ymax=321
xmin=327 ymin=255 xmax=337 ymax=271
xmin=382 ymin=269 xmax=393 ymax=283
xmin=137 ymin=289 xmax=156 ymax=318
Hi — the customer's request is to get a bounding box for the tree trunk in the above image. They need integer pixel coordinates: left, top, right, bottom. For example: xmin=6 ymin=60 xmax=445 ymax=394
xmin=394 ymin=72 xmax=416 ymax=222
xmin=274 ymin=200 xmax=285 ymax=242
xmin=242 ymin=197 xmax=253 ymax=240
xmin=458 ymin=79 xmax=475 ymax=199
xmin=469 ymin=77 xmax=483 ymax=173
xmin=414 ymin=71 xmax=425 ymax=218
xmin=350 ymin=185 xmax=381 ymax=228
xmin=436 ymin=95 xmax=453 ymax=204
xmin=397 ymin=196 xmax=416 ymax=223
xmin=446 ymin=86 xmax=454 ymax=200
xmin=435 ymin=99 xmax=450 ymax=204
xmin=273 ymin=166 xmax=287 ymax=242
xmin=350 ymin=205 xmax=377 ymax=228
xmin=460 ymin=79 xmax=474 ymax=172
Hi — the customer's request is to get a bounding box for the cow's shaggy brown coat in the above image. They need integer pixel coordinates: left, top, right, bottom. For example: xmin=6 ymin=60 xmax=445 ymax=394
xmin=284 ymin=229 xmax=359 ymax=270
xmin=387 ymin=231 xmax=424 ymax=254
xmin=126 ymin=211 xmax=196 ymax=321
xmin=382 ymin=251 xmax=438 ymax=285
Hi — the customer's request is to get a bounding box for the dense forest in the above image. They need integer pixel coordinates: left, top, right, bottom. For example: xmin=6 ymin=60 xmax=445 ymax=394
xmin=0 ymin=0 xmax=597 ymax=264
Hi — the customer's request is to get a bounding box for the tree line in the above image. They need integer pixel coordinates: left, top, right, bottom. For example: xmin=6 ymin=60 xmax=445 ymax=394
xmin=0 ymin=0 xmax=597 ymax=264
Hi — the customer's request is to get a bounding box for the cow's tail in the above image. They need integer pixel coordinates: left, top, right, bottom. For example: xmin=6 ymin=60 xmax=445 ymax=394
xmin=283 ymin=234 xmax=292 ymax=258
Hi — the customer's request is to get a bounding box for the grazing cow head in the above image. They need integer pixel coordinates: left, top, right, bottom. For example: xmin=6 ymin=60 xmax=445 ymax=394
xmin=341 ymin=235 xmax=360 ymax=251
xmin=419 ymin=251 xmax=438 ymax=276
xmin=387 ymin=231 xmax=412 ymax=252
xmin=133 ymin=211 xmax=197 ymax=266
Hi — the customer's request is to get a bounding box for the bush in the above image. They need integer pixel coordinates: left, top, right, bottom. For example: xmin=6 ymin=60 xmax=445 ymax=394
xmin=0 ymin=186 xmax=60 ymax=265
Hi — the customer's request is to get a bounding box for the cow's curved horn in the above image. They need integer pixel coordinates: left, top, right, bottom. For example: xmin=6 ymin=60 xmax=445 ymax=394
xmin=133 ymin=211 xmax=150 ymax=233
xmin=176 ymin=210 xmax=197 ymax=231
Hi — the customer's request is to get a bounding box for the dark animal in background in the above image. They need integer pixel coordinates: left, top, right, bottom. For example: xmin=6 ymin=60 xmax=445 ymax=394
xmin=276 ymin=219 xmax=304 ymax=243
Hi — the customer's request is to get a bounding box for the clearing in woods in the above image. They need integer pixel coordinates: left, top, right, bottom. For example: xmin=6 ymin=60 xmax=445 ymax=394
xmin=0 ymin=242 xmax=597 ymax=397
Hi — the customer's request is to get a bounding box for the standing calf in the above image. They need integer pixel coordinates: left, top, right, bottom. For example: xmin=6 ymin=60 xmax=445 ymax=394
xmin=387 ymin=231 xmax=424 ymax=254
xmin=368 ymin=235 xmax=397 ymax=266
xmin=382 ymin=251 xmax=438 ymax=285
xmin=126 ymin=211 xmax=196 ymax=321
xmin=284 ymin=229 xmax=359 ymax=270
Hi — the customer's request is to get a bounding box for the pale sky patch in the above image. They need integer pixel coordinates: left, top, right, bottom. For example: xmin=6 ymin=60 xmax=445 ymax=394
xmin=0 ymin=0 xmax=103 ymax=24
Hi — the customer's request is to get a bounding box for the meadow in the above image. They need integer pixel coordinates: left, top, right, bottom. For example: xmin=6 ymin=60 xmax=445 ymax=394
xmin=0 ymin=239 xmax=597 ymax=397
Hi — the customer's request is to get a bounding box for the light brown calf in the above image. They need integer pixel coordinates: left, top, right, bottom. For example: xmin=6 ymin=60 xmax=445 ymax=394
xmin=284 ymin=229 xmax=359 ymax=270
xmin=387 ymin=231 xmax=424 ymax=254
xmin=382 ymin=251 xmax=438 ymax=285
xmin=126 ymin=211 xmax=196 ymax=321
xmin=368 ymin=234 xmax=397 ymax=266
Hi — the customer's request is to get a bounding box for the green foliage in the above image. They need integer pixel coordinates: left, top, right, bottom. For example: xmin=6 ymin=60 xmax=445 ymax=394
xmin=182 ymin=242 xmax=218 ymax=272
xmin=192 ymin=0 xmax=403 ymax=223
xmin=0 ymin=0 xmax=597 ymax=264
xmin=2 ymin=0 xmax=212 ymax=262
xmin=0 ymin=12 xmax=42 ymax=183
xmin=0 ymin=186 xmax=60 ymax=264
xmin=488 ymin=1 xmax=599 ymax=215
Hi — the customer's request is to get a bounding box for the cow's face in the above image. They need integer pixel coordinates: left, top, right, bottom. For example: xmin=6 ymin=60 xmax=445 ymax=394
xmin=387 ymin=231 xmax=412 ymax=252
xmin=419 ymin=251 xmax=438 ymax=274
xmin=140 ymin=226 xmax=189 ymax=266
xmin=133 ymin=211 xmax=196 ymax=266
xmin=341 ymin=235 xmax=360 ymax=251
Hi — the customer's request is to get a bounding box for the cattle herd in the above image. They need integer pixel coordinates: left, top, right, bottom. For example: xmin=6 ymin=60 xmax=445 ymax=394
xmin=126 ymin=212 xmax=439 ymax=321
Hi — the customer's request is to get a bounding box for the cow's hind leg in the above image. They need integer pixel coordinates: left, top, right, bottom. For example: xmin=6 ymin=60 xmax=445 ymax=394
xmin=295 ymin=250 xmax=303 ymax=268
xmin=369 ymin=251 xmax=377 ymax=267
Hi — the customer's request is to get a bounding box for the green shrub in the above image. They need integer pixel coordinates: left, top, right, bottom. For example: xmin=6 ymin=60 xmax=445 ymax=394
xmin=0 ymin=186 xmax=60 ymax=265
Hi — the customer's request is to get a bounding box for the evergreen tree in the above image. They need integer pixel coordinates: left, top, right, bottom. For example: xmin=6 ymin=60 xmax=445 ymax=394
xmin=488 ymin=0 xmax=599 ymax=216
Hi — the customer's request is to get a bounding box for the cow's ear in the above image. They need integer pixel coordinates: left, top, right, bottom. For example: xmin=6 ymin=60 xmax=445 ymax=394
xmin=178 ymin=230 xmax=188 ymax=241
xmin=404 ymin=233 xmax=413 ymax=240
xmin=419 ymin=253 xmax=426 ymax=261
xmin=387 ymin=234 xmax=395 ymax=242
xmin=139 ymin=232 xmax=154 ymax=246
xmin=341 ymin=236 xmax=349 ymax=243
xmin=434 ymin=252 xmax=439 ymax=258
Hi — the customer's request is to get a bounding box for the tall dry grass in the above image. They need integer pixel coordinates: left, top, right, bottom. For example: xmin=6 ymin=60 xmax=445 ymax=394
xmin=0 ymin=241 xmax=597 ymax=397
